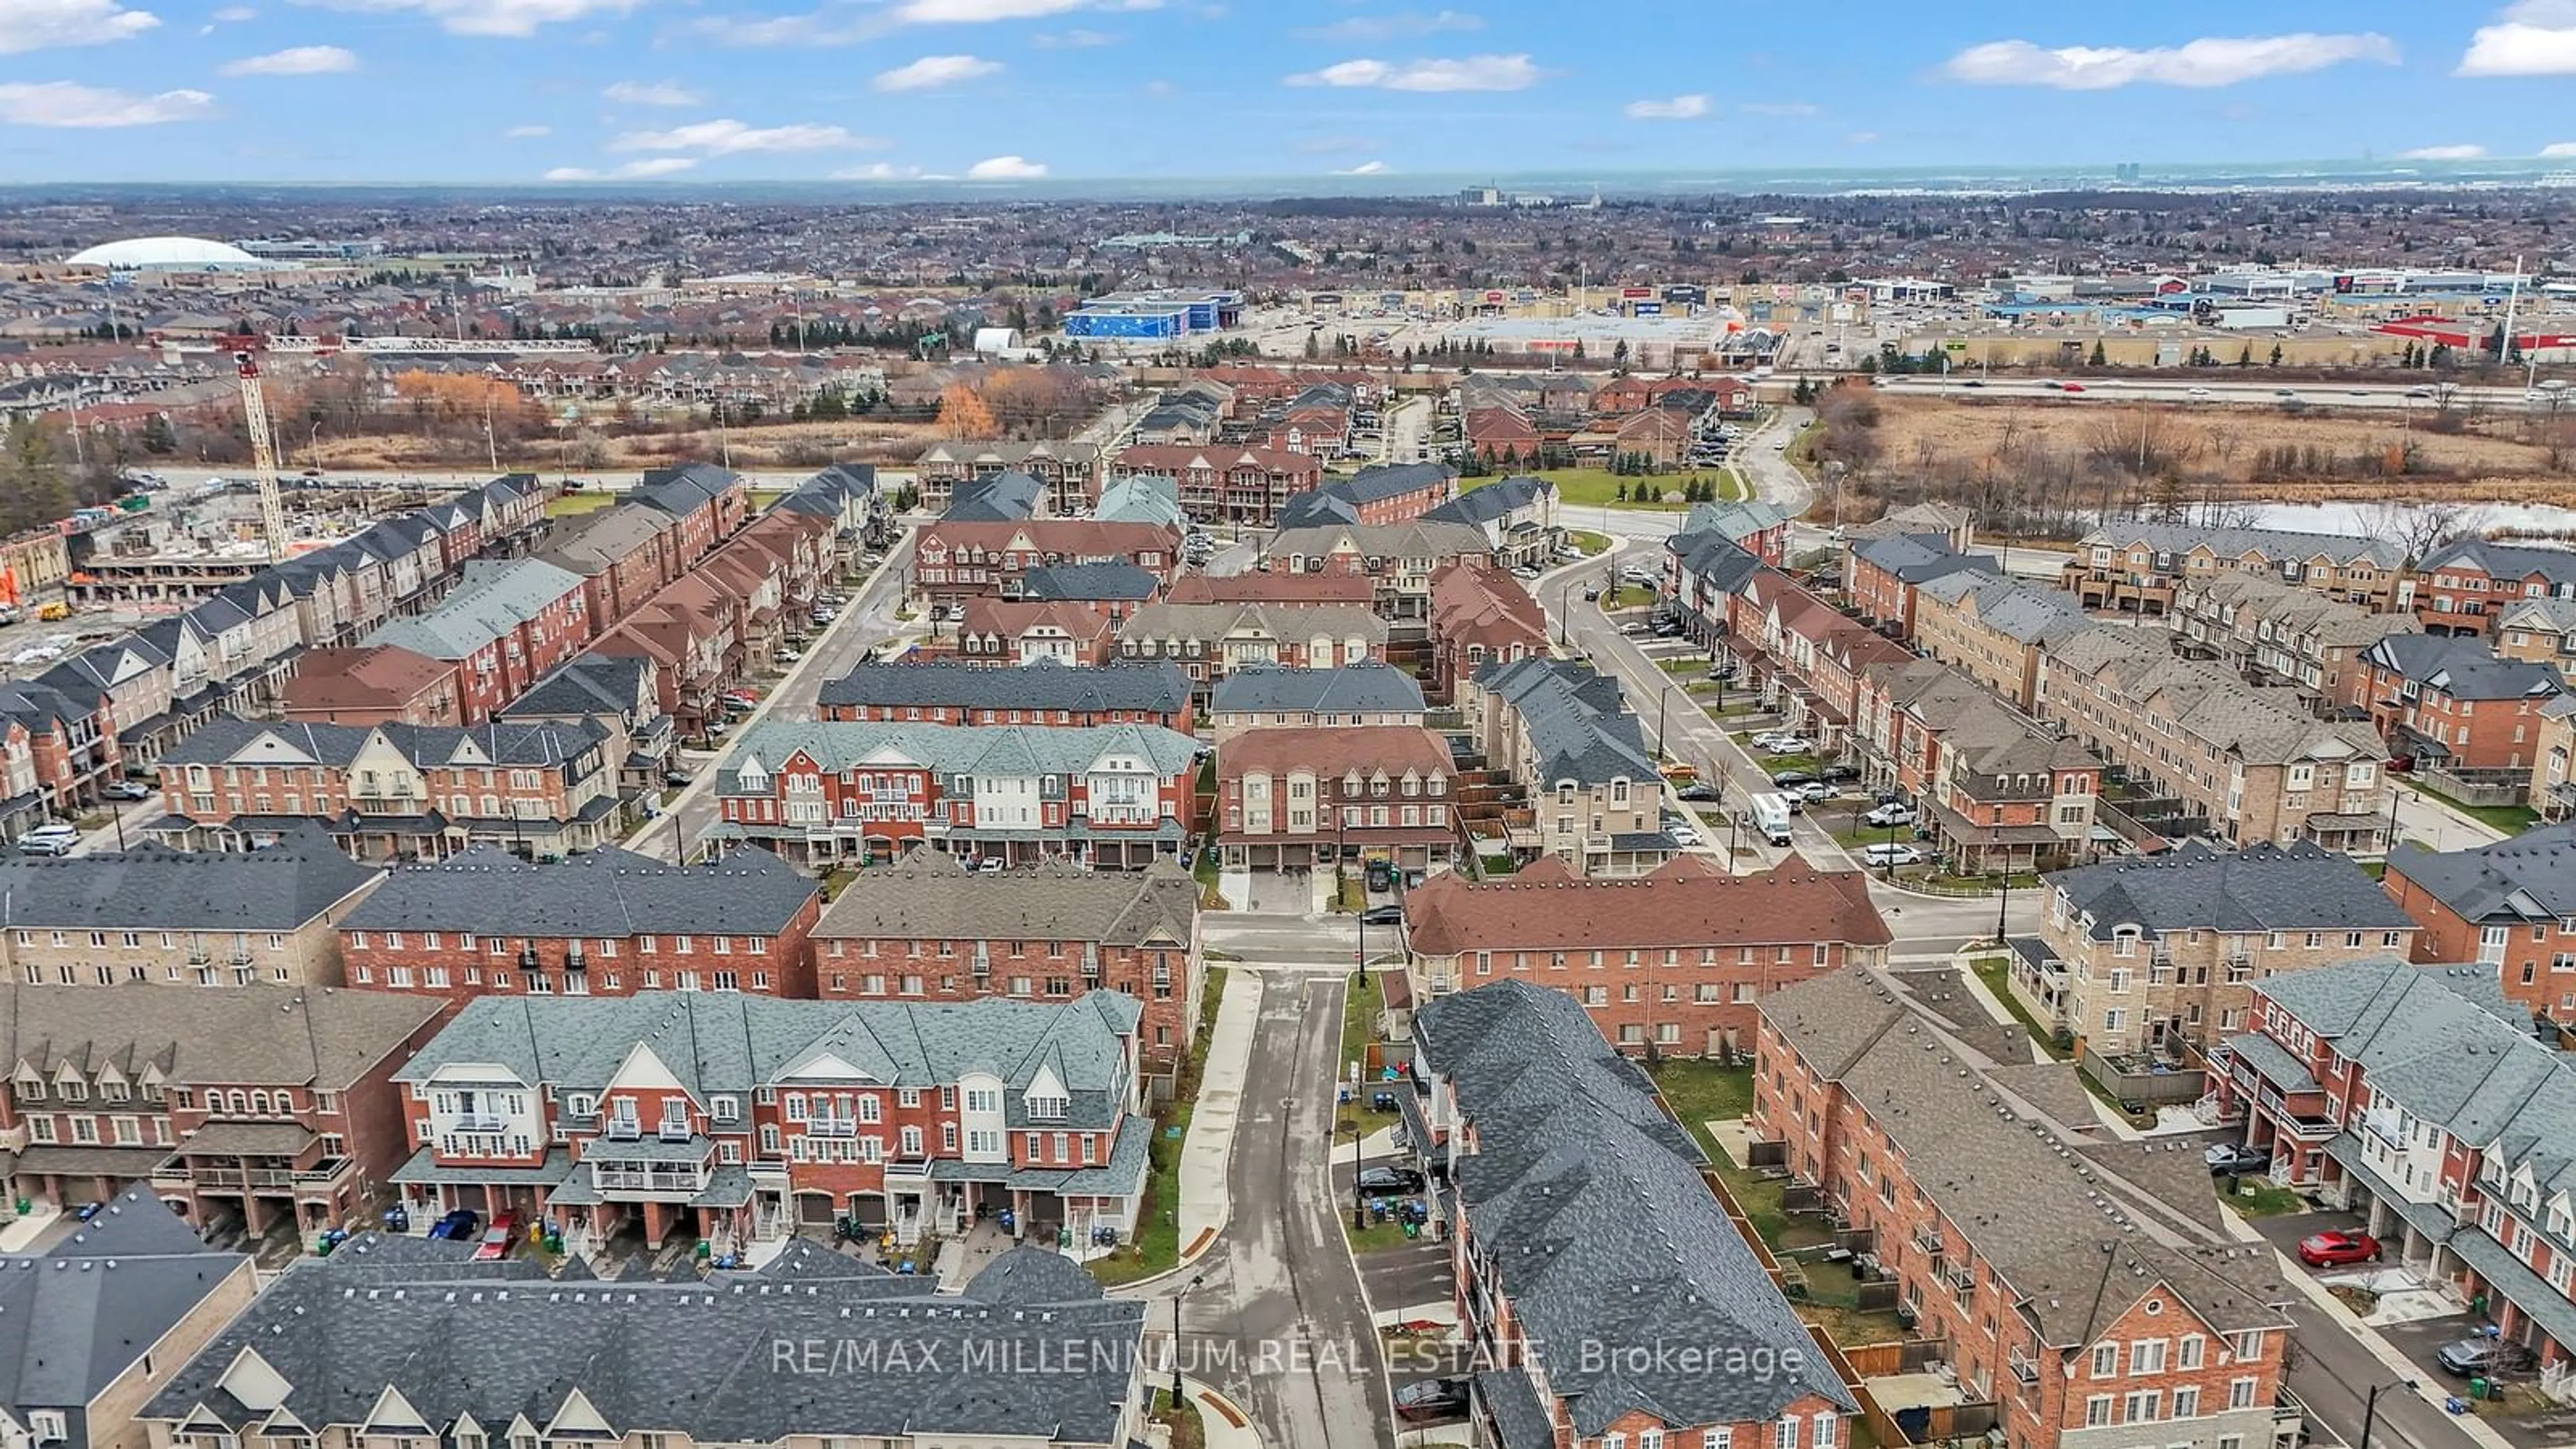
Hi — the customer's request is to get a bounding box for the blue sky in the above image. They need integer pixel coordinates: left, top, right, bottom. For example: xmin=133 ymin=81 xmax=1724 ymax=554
xmin=4 ymin=0 xmax=2576 ymax=183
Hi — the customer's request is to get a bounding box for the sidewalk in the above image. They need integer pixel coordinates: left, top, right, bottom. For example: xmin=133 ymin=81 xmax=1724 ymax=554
xmin=2251 ymin=1223 xmax=2520 ymax=1449
xmin=1173 ymin=967 xmax=1259 ymax=1268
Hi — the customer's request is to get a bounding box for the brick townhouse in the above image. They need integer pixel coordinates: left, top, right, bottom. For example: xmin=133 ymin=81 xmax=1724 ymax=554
xmin=386 ymin=989 xmax=1156 ymax=1261
xmin=1420 ymin=475 xmax=1562 ymax=568
xmin=2381 ymin=824 xmax=2576 ymax=1022
xmin=339 ymin=843 xmax=822 ymax=1002
xmin=2413 ymin=537 xmax=2576 ymax=638
xmin=2206 ymin=958 xmax=2576 ymax=1390
xmin=1216 ymin=724 xmax=1458 ymax=871
xmin=2541 ymin=695 xmax=2576 ymax=822
xmin=1756 ymin=968 xmax=2305 ymax=1449
xmin=1 ymin=985 xmax=443 ymax=1238
xmin=1426 ymin=559 xmax=1549 ymax=704
xmin=911 ymin=519 xmax=1180 ymax=606
xmin=2063 ymin=521 xmax=2402 ymax=617
xmin=496 ymin=651 xmax=675 ymax=797
xmin=714 ymin=719 xmax=1197 ymax=869
xmin=2038 ymin=629 xmax=2392 ymax=855
xmin=1719 ymin=568 xmax=1914 ymax=755
xmin=358 ymin=557 xmax=592 ymax=724
xmin=811 ymin=852 xmax=1203 ymax=1081
xmin=535 ymin=500 xmax=685 ymax=623
xmin=957 ymin=597 xmax=1120 ymax=665
xmin=1117 ymin=600 xmax=1388 ymax=701
xmin=153 ymin=716 xmax=627 ymax=861
xmin=1403 ymin=853 xmax=1890 ymax=1054
xmin=1208 ymin=661 xmax=1424 ymax=742
xmin=1464 ymin=657 xmax=1672 ymax=876
xmin=1263 ymin=519 xmax=1494 ymax=621
xmin=1843 ymin=531 xmax=2000 ymax=640
xmin=1409 ymin=981 xmax=1861 ymax=1449
xmin=1668 ymin=497 xmax=1794 ymax=577
xmin=2497 ymin=596 xmax=2576 ymax=686
xmin=818 ymin=657 xmax=1193 ymax=731
xmin=1106 ymin=443 xmax=1321 ymax=527
xmin=2008 ymin=841 xmax=2423 ymax=1059
xmin=2349 ymin=633 xmax=2566 ymax=771
xmin=912 ymin=438 xmax=1101 ymax=515
xmin=0 ymin=838 xmax=383 ymax=989
xmin=1162 ymin=570 xmax=1379 ymax=610
xmin=1273 ymin=461 xmax=1458 ymax=530
xmin=1912 ymin=572 xmax=2097 ymax=714
xmin=627 ymin=462 xmax=752 ymax=566
xmin=2169 ymin=570 xmax=2420 ymax=712
xmin=279 ymin=643 xmax=464 ymax=727
xmin=1851 ymin=661 xmax=2105 ymax=876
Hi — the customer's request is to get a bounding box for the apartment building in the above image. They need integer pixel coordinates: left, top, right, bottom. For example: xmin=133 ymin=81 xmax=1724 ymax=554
xmin=1 ymin=984 xmax=443 ymax=1235
xmin=152 ymin=716 xmax=627 ymax=861
xmin=2349 ymin=633 xmax=2565 ymax=771
xmin=1105 ymin=443 xmax=1322 ymax=527
xmin=2381 ymin=824 xmax=2576 ymax=1022
xmin=1851 ymin=661 xmax=2106 ymax=875
xmin=911 ymin=519 xmax=1179 ymax=607
xmin=0 ymin=1185 xmax=256 ymax=1449
xmin=2206 ymin=958 xmax=2576 ymax=1397
xmin=914 ymin=438 xmax=1102 ymax=514
xmin=0 ymin=838 xmax=383 ymax=993
xmin=1116 ymin=601 xmax=1387 ymax=700
xmin=386 ymin=989 xmax=1154 ymax=1258
xmin=1263 ymin=519 xmax=1494 ymax=621
xmin=2063 ymin=521 xmax=2402 ymax=617
xmin=1216 ymin=724 xmax=1457 ymax=870
xmin=2168 ymin=570 xmax=2420 ymax=710
xmin=812 ymin=852 xmax=1202 ymax=1079
xmin=1464 ymin=656 xmax=1672 ymax=876
xmin=1419 ymin=474 xmax=1562 ymax=568
xmin=141 ymin=1242 xmax=1146 ymax=1449
xmin=2038 ymin=631 xmax=2392 ymax=854
xmin=1208 ymin=661 xmax=1425 ymax=742
xmin=2011 ymin=841 xmax=2423 ymax=1057
xmin=1273 ymin=460 xmax=1458 ymax=529
xmin=818 ymin=658 xmax=1194 ymax=731
xmin=1845 ymin=531 xmax=2000 ymax=640
xmin=1403 ymin=853 xmax=1888 ymax=1053
xmin=1411 ymin=980 xmax=1860 ymax=1449
xmin=1913 ymin=572 xmax=2098 ymax=713
xmin=1756 ymin=968 xmax=2304 ymax=1449
xmin=340 ymin=843 xmax=822 ymax=1002
xmin=714 ymin=720 xmax=1197 ymax=869
xmin=1426 ymin=559 xmax=1550 ymax=704
xmin=2498 ymin=596 xmax=2576 ymax=686
xmin=2414 ymin=537 xmax=2576 ymax=638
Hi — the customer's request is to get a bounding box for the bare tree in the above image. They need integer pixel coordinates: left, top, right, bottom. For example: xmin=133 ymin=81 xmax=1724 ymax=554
xmin=2359 ymin=499 xmax=2473 ymax=567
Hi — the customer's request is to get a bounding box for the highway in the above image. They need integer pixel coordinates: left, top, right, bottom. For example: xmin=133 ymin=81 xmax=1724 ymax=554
xmin=1869 ymin=374 xmax=2567 ymax=412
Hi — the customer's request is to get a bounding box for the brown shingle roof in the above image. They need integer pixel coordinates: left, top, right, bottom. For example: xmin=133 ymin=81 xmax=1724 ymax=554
xmin=1406 ymin=857 xmax=1890 ymax=955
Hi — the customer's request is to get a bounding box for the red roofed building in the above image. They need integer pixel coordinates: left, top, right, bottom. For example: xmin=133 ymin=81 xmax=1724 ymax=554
xmin=1427 ymin=559 xmax=1549 ymax=704
xmin=1399 ymin=854 xmax=1891 ymax=1055
xmin=1464 ymin=405 xmax=1540 ymax=464
xmin=1105 ymin=445 xmax=1323 ymax=527
xmin=954 ymin=598 xmax=1120 ymax=665
xmin=280 ymin=645 xmax=464 ymax=727
xmin=911 ymin=519 xmax=1179 ymax=606
xmin=1165 ymin=570 xmax=1379 ymax=609
xmin=1216 ymin=724 xmax=1458 ymax=871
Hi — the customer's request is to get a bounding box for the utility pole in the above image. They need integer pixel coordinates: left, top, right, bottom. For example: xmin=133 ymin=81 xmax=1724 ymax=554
xmin=2498 ymin=254 xmax=2525 ymax=366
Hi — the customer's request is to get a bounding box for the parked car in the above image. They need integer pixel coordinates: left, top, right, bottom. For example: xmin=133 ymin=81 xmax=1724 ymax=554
xmin=1794 ymin=782 xmax=1833 ymax=804
xmin=427 ymin=1208 xmax=481 ymax=1241
xmin=2204 ymin=1144 xmax=2273 ymax=1177
xmin=474 ymin=1212 xmax=519 ymax=1262
xmin=1670 ymin=826 xmax=1703 ymax=847
xmin=1357 ymin=1165 xmax=1426 ymax=1195
xmin=1862 ymin=843 xmax=1924 ymax=869
xmin=663 ymin=769 xmax=694 ymax=788
xmin=1621 ymin=621 xmax=1652 ymax=636
xmin=1393 ymin=1377 xmax=1472 ymax=1424
xmin=2296 ymin=1230 xmax=2381 ymax=1267
xmin=2436 ymin=1336 xmax=2519 ymax=1377
xmin=17 ymin=824 xmax=79 ymax=856
xmin=1771 ymin=770 xmax=1817 ymax=789
xmin=1581 ymin=588 xmax=1601 ymax=602
xmin=1675 ymin=783 xmax=1720 ymax=802
xmin=1863 ymin=803 xmax=1916 ymax=828
xmin=104 ymin=780 xmax=154 ymax=800
xmin=1358 ymin=904 xmax=1405 ymax=926
xmin=1819 ymin=763 xmax=1862 ymax=783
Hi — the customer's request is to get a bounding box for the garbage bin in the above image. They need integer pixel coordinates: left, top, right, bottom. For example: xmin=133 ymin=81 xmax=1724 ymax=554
xmin=2469 ymin=1379 xmax=2486 ymax=1401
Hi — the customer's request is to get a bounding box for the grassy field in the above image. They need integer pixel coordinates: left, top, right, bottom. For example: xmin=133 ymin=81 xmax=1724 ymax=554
xmin=1969 ymin=953 xmax=2069 ymax=1060
xmin=543 ymin=492 xmax=614 ymax=518
xmin=2410 ymin=781 xmax=2541 ymax=836
xmin=1471 ymin=467 xmax=1736 ymax=511
xmin=1566 ymin=529 xmax=1613 ymax=555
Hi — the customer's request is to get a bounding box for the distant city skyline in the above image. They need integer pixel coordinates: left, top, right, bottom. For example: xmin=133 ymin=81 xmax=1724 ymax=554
xmin=2 ymin=1 xmax=2575 ymax=184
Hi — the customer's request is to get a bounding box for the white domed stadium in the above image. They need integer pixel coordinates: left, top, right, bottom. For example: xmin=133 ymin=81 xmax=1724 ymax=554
xmin=64 ymin=236 xmax=280 ymax=272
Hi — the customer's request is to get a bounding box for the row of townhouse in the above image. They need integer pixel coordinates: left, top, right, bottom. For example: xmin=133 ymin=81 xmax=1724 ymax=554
xmin=2167 ymin=569 xmax=2422 ymax=712
xmin=818 ymin=657 xmax=1195 ymax=731
xmin=2382 ymin=823 xmax=2576 ymax=1024
xmin=910 ymin=517 xmax=1182 ymax=606
xmin=1849 ymin=660 xmax=2106 ymax=876
xmin=2349 ymin=633 xmax=2567 ymax=773
xmin=1400 ymin=853 xmax=1890 ymax=1054
xmin=2036 ymin=629 xmax=2394 ymax=855
xmin=1463 ymin=656 xmax=1676 ymax=876
xmin=136 ymin=1234 xmax=1146 ymax=1449
xmin=2059 ymin=521 xmax=2406 ymax=617
xmin=1260 ymin=519 xmax=1494 ymax=621
xmin=1271 ymin=460 xmax=1458 ymax=530
xmin=1 ymin=982 xmax=446 ymax=1242
xmin=1911 ymin=571 xmax=2098 ymax=715
xmin=1723 ymin=559 xmax=1917 ymax=757
xmin=712 ymin=719 xmax=1199 ymax=870
xmin=2005 ymin=839 xmax=2424 ymax=1060
xmin=2207 ymin=957 xmax=2576 ymax=1402
xmin=0 ymin=835 xmax=384 ymax=993
xmin=912 ymin=439 xmax=1102 ymax=515
xmin=148 ymin=716 xmax=632 ymax=860
xmin=1207 ymin=660 xmax=1424 ymax=741
xmin=1426 ymin=557 xmax=1551 ymax=704
xmin=1114 ymin=600 xmax=1388 ymax=702
xmin=1419 ymin=474 xmax=1563 ymax=569
xmin=1214 ymin=723 xmax=1458 ymax=871
xmin=1104 ymin=443 xmax=1322 ymax=527
xmin=386 ymin=987 xmax=1158 ymax=1260
xmin=1754 ymin=967 xmax=2308 ymax=1449
xmin=2498 ymin=595 xmax=2576 ymax=686
xmin=2414 ymin=537 xmax=2576 ymax=638
xmin=0 ymin=475 xmax=549 ymax=835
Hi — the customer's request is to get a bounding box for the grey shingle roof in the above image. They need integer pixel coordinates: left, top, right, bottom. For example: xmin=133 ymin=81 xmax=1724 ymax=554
xmin=140 ymin=1244 xmax=1142 ymax=1444
xmin=0 ymin=1184 xmax=250 ymax=1415
xmin=631 ymin=462 xmax=743 ymax=519
xmin=1472 ymin=657 xmax=1654 ymax=786
xmin=341 ymin=843 xmax=817 ymax=938
xmin=2361 ymin=634 xmax=2566 ymax=702
xmin=164 ymin=718 xmax=610 ymax=771
xmin=2420 ymin=536 xmax=2576 ymax=588
xmin=1210 ymin=662 xmax=1425 ymax=716
xmin=0 ymin=833 xmax=381 ymax=930
xmin=1676 ymin=498 xmax=1790 ymax=542
xmin=1416 ymin=981 xmax=1854 ymax=1432
xmin=816 ymin=659 xmax=1189 ymax=716
xmin=813 ymin=851 xmax=1195 ymax=948
xmin=2085 ymin=520 xmax=2403 ymax=570
xmin=498 ymin=653 xmax=657 ymax=724
xmin=2385 ymin=822 xmax=2576 ymax=930
xmin=1423 ymin=475 xmax=1550 ymax=529
xmin=1017 ymin=561 xmax=1160 ymax=602
xmin=943 ymin=471 xmax=1042 ymax=522
xmin=363 ymin=558 xmax=586 ymax=661
xmin=2044 ymin=840 xmax=2419 ymax=939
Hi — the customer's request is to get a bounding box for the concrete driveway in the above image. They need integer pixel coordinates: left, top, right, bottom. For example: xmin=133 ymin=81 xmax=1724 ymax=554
xmin=1243 ymin=867 xmax=1313 ymax=915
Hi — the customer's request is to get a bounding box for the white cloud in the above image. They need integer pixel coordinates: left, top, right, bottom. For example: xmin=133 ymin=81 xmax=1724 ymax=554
xmin=896 ymin=0 xmax=1155 ymax=21
xmin=1844 ymin=129 xmax=1880 ymax=145
xmin=293 ymin=0 xmax=637 ymax=39
xmin=1941 ymin=32 xmax=2398 ymax=89
xmin=0 ymin=0 xmax=160 ymax=54
xmin=543 ymin=166 xmax=596 ymax=179
xmin=2542 ymin=140 xmax=2576 ymax=156
xmin=2398 ymin=144 xmax=2488 ymax=159
xmin=1139 ymin=76 xmax=1174 ymax=95
xmin=1285 ymin=52 xmax=1537 ymax=91
xmin=1740 ymin=100 xmax=1819 ymax=117
xmin=0 ymin=80 xmax=213 ymax=125
xmin=604 ymin=80 xmax=704 ymax=106
xmin=835 ymin=161 xmax=924 ymax=179
xmin=873 ymin=54 xmax=1001 ymax=91
xmin=965 ymin=153 xmax=1046 ymax=178
xmin=506 ymin=123 xmax=551 ymax=137
xmin=1623 ymin=93 xmax=1707 ymax=120
xmin=611 ymin=117 xmax=879 ymax=154
xmin=2459 ymin=0 xmax=2576 ymax=74
xmin=1030 ymin=26 xmax=1108 ymax=46
xmin=545 ymin=156 xmax=700 ymax=180
xmin=219 ymin=44 xmax=358 ymax=74
xmin=1297 ymin=8 xmax=1479 ymax=41
xmin=1334 ymin=160 xmax=1389 ymax=175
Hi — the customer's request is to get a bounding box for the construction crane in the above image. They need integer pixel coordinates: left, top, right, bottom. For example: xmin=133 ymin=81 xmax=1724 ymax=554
xmin=221 ymin=334 xmax=291 ymax=560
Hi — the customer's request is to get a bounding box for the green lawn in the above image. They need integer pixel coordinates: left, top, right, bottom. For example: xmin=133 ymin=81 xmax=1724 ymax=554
xmin=2409 ymin=782 xmax=2540 ymax=836
xmin=1152 ymin=1391 xmax=1206 ymax=1449
xmin=2223 ymin=1179 xmax=2308 ymax=1218
xmin=1089 ymin=967 xmax=1226 ymax=1285
xmin=543 ymin=492 xmax=612 ymax=518
xmin=1968 ymin=953 xmax=2070 ymax=1061
xmin=1471 ymin=468 xmax=1723 ymax=511
xmin=1597 ymin=584 xmax=1658 ymax=610
xmin=750 ymin=488 xmax=789 ymax=511
xmin=1566 ymin=529 xmax=1612 ymax=555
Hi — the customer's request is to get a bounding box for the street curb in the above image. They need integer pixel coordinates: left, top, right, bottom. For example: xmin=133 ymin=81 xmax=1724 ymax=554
xmin=2264 ymin=1240 xmax=2522 ymax=1449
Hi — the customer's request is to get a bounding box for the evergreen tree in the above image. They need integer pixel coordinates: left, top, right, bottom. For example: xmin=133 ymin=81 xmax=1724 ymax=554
xmin=2268 ymin=343 xmax=2284 ymax=367
xmin=2088 ymin=340 xmax=2107 ymax=367
xmin=140 ymin=413 xmax=177 ymax=456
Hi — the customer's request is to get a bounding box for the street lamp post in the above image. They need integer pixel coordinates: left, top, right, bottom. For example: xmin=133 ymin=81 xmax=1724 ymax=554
xmin=2359 ymin=1379 xmax=2418 ymax=1449
xmin=1170 ymin=1272 xmax=1205 ymax=1405
xmin=1348 ymin=1120 xmax=1368 ymax=1230
xmin=1994 ymin=870 xmax=2011 ymax=943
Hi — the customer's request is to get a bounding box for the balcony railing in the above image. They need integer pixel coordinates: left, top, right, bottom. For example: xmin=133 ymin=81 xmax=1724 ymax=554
xmin=451 ymin=1113 xmax=508 ymax=1133
xmin=591 ymin=1167 xmax=708 ymax=1195
xmin=806 ymin=1118 xmax=858 ymax=1138
xmin=2008 ymin=1351 xmax=2039 ymax=1385
xmin=885 ymin=1157 xmax=933 ymax=1179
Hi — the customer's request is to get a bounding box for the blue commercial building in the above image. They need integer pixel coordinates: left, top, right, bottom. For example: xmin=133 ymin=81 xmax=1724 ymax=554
xmin=1065 ymin=288 xmax=1243 ymax=339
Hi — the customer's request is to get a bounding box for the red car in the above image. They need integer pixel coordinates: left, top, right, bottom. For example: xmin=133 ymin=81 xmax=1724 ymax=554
xmin=2059 ymin=382 xmax=2086 ymax=394
xmin=474 ymin=1212 xmax=519 ymax=1262
xmin=2297 ymin=1230 xmax=2380 ymax=1267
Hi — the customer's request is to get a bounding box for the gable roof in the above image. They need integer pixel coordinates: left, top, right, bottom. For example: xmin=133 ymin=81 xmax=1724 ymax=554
xmin=2361 ymin=634 xmax=2566 ymax=702
xmin=341 ymin=844 xmax=817 ymax=938
xmin=815 ymin=659 xmax=1189 ymax=716
xmin=2386 ymin=822 xmax=2576 ymax=928
xmin=813 ymin=851 xmax=1195 ymax=949
xmin=1210 ymin=663 xmax=1425 ymax=716
xmin=1473 ymin=656 xmax=1655 ymax=786
xmin=0 ymin=1184 xmax=250 ymax=1413
xmin=2045 ymin=840 xmax=2420 ymax=938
